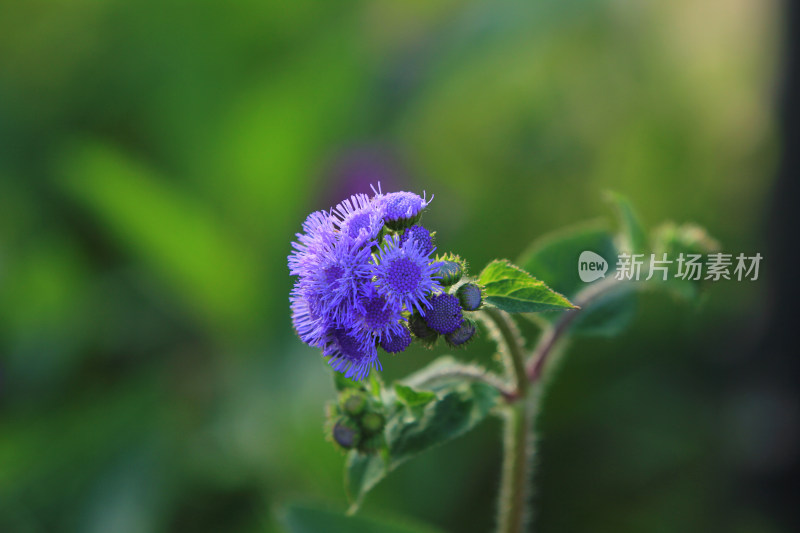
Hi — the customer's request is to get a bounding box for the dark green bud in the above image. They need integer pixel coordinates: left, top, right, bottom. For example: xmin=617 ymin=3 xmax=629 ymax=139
xmin=339 ymin=390 xmax=368 ymax=417
xmin=361 ymin=411 xmax=386 ymax=436
xmin=456 ymin=283 xmax=483 ymax=311
xmin=409 ymin=312 xmax=439 ymax=347
xmin=445 ymin=318 xmax=477 ymax=348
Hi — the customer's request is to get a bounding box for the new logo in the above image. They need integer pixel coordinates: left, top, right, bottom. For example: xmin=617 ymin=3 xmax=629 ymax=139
xmin=578 ymin=251 xmax=608 ymax=282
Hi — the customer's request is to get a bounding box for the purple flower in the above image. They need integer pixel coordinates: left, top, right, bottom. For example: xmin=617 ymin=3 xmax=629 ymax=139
xmin=332 ymin=193 xmax=384 ymax=247
xmin=380 ymin=327 xmax=412 ymax=354
xmin=288 ymin=210 xmax=337 ymax=276
xmin=288 ymin=185 xmax=454 ymax=380
xmin=372 ymin=185 xmax=433 ymax=230
xmin=400 ymin=225 xmax=434 ymax=255
xmin=323 ymin=327 xmax=382 ymax=381
xmin=289 ymin=282 xmax=330 ymax=349
xmin=371 ymin=235 xmax=442 ymax=315
xmin=423 ymin=293 xmax=463 ymax=334
xmin=353 ymin=286 xmax=408 ymax=343
xmin=305 ymin=237 xmax=374 ymax=322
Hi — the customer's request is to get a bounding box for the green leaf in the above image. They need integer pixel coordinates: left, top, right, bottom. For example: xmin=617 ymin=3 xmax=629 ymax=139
xmin=394 ymin=384 xmax=436 ymax=408
xmin=606 ymin=191 xmax=647 ymax=253
xmin=282 ymin=503 xmax=445 ymax=533
xmin=478 ymin=259 xmax=576 ymax=313
xmin=345 ymin=452 xmax=387 ymax=512
xmin=517 ymin=221 xmax=636 ymax=337
xmin=345 ymin=380 xmax=501 ymax=512
xmin=387 ymin=381 xmax=499 ymax=464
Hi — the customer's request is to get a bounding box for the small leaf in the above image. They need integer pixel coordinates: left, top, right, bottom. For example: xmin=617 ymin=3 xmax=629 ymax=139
xmin=478 ymin=259 xmax=576 ymax=313
xmin=606 ymin=192 xmax=647 ymax=253
xmin=394 ymin=384 xmax=436 ymax=408
xmin=387 ymin=381 xmax=499 ymax=465
xmin=282 ymin=503 xmax=445 ymax=533
xmin=345 ymin=380 xmax=501 ymax=511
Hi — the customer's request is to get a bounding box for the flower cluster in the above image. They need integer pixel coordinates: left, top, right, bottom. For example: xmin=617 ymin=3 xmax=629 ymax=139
xmin=289 ymin=186 xmax=483 ymax=380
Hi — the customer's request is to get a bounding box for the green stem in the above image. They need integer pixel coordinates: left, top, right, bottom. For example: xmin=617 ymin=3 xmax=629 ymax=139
xmin=484 ymin=307 xmax=529 ymax=397
xmin=498 ymin=400 xmax=533 ymax=533
xmin=484 ymin=307 xmax=532 ymax=533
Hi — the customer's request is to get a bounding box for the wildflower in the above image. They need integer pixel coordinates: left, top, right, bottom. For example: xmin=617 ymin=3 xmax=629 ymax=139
xmin=371 ymin=235 xmax=442 ymax=315
xmin=354 ymin=286 xmax=408 ymax=343
xmin=323 ymin=327 xmax=382 ymax=381
xmin=331 ymin=193 xmax=384 ymax=246
xmin=288 ymin=210 xmax=337 ymax=276
xmin=378 ymin=190 xmax=432 ymax=230
xmin=400 ymin=225 xmax=435 ymax=255
xmin=424 ymin=293 xmax=464 ymax=334
xmin=379 ymin=327 xmax=412 ymax=354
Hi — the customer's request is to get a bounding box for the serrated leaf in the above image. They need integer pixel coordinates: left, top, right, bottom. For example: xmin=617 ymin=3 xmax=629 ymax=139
xmin=606 ymin=192 xmax=647 ymax=253
xmin=518 ymin=222 xmax=636 ymax=337
xmin=283 ymin=503 xmax=445 ymax=533
xmin=478 ymin=259 xmax=576 ymax=313
xmin=345 ymin=380 xmax=501 ymax=512
xmin=394 ymin=384 xmax=436 ymax=408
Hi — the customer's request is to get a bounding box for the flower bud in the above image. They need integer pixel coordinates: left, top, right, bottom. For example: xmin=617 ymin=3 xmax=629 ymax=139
xmin=456 ymin=283 xmax=483 ymax=311
xmin=400 ymin=225 xmax=434 ymax=255
xmin=433 ymin=261 xmax=463 ymax=287
xmin=339 ymin=389 xmax=368 ymax=417
xmin=332 ymin=417 xmax=361 ymax=450
xmin=424 ymin=293 xmax=464 ymax=334
xmin=380 ymin=327 xmax=412 ymax=354
xmin=361 ymin=411 xmax=386 ymax=436
xmin=445 ymin=318 xmax=477 ymax=348
xmin=380 ymin=192 xmax=430 ymax=231
xmin=409 ymin=312 xmax=439 ymax=348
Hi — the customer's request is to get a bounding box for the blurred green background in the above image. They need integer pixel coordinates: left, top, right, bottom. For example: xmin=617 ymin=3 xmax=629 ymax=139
xmin=0 ymin=0 xmax=790 ymax=532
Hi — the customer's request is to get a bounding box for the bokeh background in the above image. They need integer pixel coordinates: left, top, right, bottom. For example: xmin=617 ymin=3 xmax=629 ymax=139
xmin=1 ymin=0 xmax=796 ymax=532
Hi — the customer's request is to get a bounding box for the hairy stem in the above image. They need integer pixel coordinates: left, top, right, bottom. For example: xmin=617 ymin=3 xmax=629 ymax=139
xmin=497 ymin=399 xmax=534 ymax=533
xmin=483 ymin=307 xmax=529 ymax=397
xmin=484 ymin=307 xmax=532 ymax=533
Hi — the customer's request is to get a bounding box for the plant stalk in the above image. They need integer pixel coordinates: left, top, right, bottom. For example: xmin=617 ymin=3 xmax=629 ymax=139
xmin=484 ymin=307 xmax=533 ymax=533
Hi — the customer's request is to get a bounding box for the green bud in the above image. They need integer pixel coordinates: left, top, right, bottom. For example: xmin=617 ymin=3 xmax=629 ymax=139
xmin=409 ymin=312 xmax=439 ymax=348
xmin=434 ymin=261 xmax=463 ymax=286
xmin=361 ymin=411 xmax=386 ymax=436
xmin=456 ymin=283 xmax=483 ymax=311
xmin=339 ymin=390 xmax=368 ymax=417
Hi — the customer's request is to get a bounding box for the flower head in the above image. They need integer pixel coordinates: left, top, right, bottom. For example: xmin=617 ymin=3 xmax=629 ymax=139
xmin=423 ymin=293 xmax=464 ymax=334
xmin=376 ymin=189 xmax=433 ymax=230
xmin=380 ymin=326 xmax=412 ymax=354
xmin=305 ymin=237 xmax=373 ymax=322
xmin=323 ymin=327 xmax=381 ymax=381
xmin=288 ymin=210 xmax=337 ymax=276
xmin=400 ymin=225 xmax=434 ymax=255
xmin=371 ymin=235 xmax=442 ymax=315
xmin=353 ymin=286 xmax=407 ymax=342
xmin=332 ymin=193 xmax=384 ymax=246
